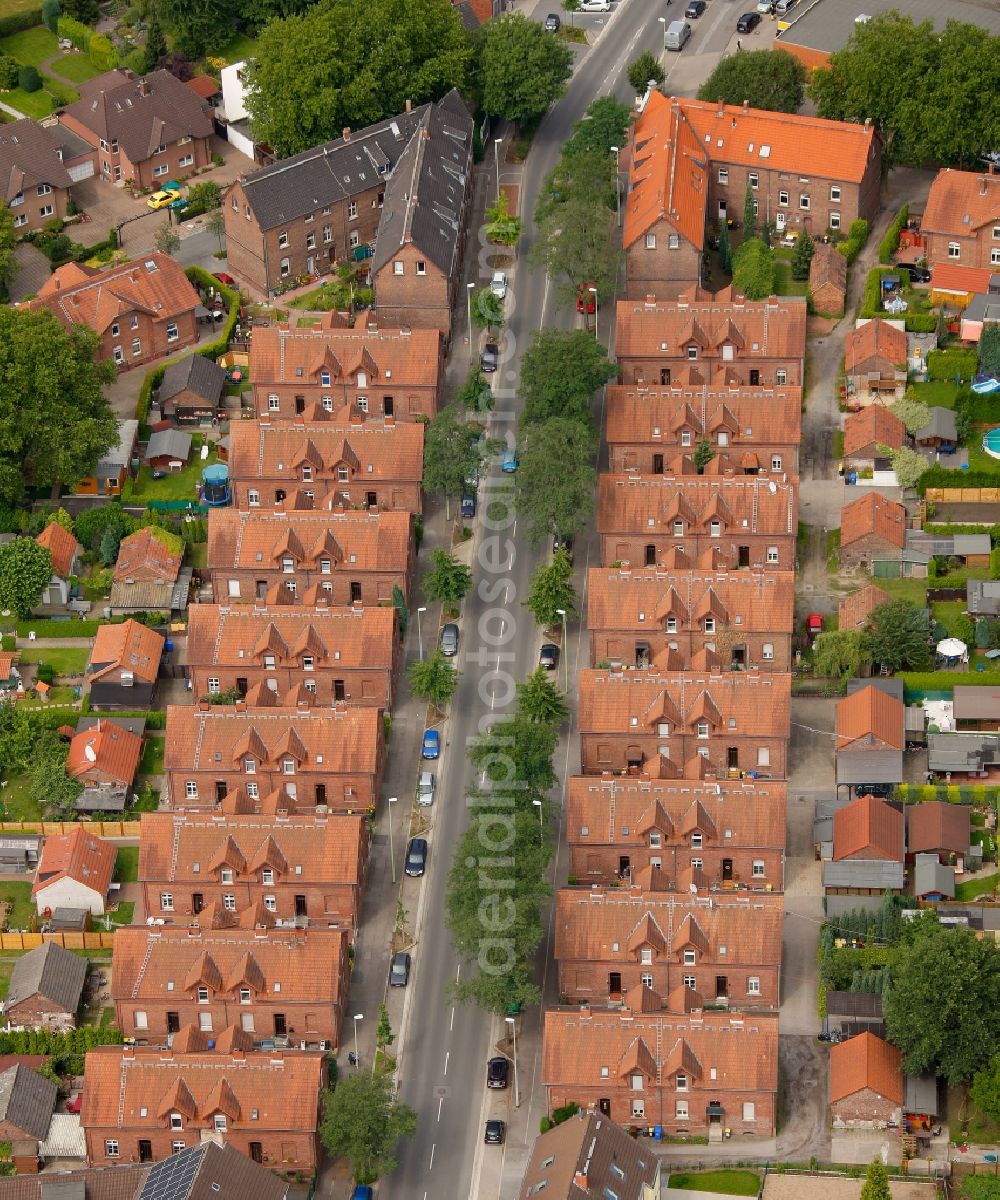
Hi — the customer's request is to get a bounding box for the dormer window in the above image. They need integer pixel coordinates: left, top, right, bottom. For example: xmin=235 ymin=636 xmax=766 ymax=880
xmin=244 ymin=758 xmax=256 ymax=775
xmin=666 ymin=617 xmax=677 ymax=633
xmin=264 ymin=655 xmax=276 ymax=670
xmin=320 ymin=371 xmax=331 ymax=386
xmin=282 ymin=758 xmax=295 ymax=775
xmin=676 ymin=1073 xmax=688 ymax=1091
xmin=262 ymin=868 xmax=274 ymax=884
xmin=649 ymin=832 xmax=662 ymax=848
xmin=673 ymin=520 xmax=684 ymax=537
xmin=704 ymin=616 xmax=716 ymax=633
xmin=717 ymin=432 xmax=729 ymax=447
xmin=302 ymin=466 xmax=313 ymax=481
xmin=357 ymin=371 xmax=367 ymax=388
xmin=687 ymin=346 xmax=697 ymax=360
xmin=282 ymin=557 xmax=295 ymax=574
xmin=657 ymin=723 xmax=670 ymax=737
xmin=697 ymin=721 xmax=709 ymax=738
xmin=240 ymin=987 xmax=251 ymax=1003
xmin=170 ymin=1113 xmax=182 ymax=1130
xmin=710 ymin=521 xmax=721 ymax=538
xmin=214 ymin=1115 xmax=227 ymax=1133
xmin=320 ymin=559 xmax=332 ymax=574
xmin=221 ymin=868 xmax=233 ymax=884
xmin=680 ymin=430 xmax=692 ymax=447
xmin=197 ymin=986 xmax=209 ymax=1002
xmin=683 ymin=949 xmax=696 ymax=965
xmin=338 ymin=467 xmax=349 ymax=482
xmin=302 ymin=655 xmax=314 ymax=671
xmin=640 ymin=948 xmax=653 ymax=965
xmin=691 ymin=832 xmax=703 ymax=849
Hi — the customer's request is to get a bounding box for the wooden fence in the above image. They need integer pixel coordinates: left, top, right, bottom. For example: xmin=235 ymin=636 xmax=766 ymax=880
xmin=0 ymin=821 xmax=141 ymax=838
xmin=925 ymin=487 xmax=1000 ymax=504
xmin=0 ymin=931 xmax=115 ymax=950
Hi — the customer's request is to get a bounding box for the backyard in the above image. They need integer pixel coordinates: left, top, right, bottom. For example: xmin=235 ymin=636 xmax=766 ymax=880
xmin=113 ymin=846 xmax=139 ymax=883
xmin=18 ymin=646 xmax=90 ymax=677
xmin=0 ymin=882 xmax=36 ymax=931
xmin=668 ymin=1171 xmax=761 ymax=1195
xmin=122 ymin=449 xmax=219 ymax=504
xmin=137 ymin=736 xmax=165 ymax=778
xmin=0 ymin=774 xmax=42 ymax=822
xmin=0 ymin=27 xmax=87 ymax=117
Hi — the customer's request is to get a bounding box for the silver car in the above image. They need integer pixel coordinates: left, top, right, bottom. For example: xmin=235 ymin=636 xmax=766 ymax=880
xmin=418 ymin=771 xmax=435 ymax=806
xmin=440 ymin=623 xmax=459 ymax=657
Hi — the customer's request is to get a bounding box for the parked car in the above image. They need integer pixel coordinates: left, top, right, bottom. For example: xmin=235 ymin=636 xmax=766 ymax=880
xmin=486 ymin=1057 xmax=510 ymax=1088
xmin=899 ymin=262 xmax=931 ymax=283
xmin=418 ymin=771 xmax=436 ymax=806
xmin=146 ymin=190 xmax=176 ymax=210
xmin=544 ymin=12 xmax=560 ymax=29
xmin=389 ymin=951 xmax=411 ymax=987
xmin=855 ymin=783 xmax=893 ymax=798
xmin=686 ymin=0 xmax=707 ymax=15
xmin=756 ymin=0 xmax=775 ymax=11
xmin=806 ymin=613 xmax=824 ymax=640
xmin=213 ymin=272 xmax=236 ymax=288
xmin=576 ymin=285 xmax=596 ymax=314
xmin=501 ymin=447 xmax=519 ymax=473
xmin=422 ymin=729 xmax=440 ymax=760
xmin=461 ymin=492 xmax=477 ymax=519
xmin=490 ymin=270 xmax=508 ymax=298
xmin=65 ymin=1092 xmax=83 ymax=1114
xmin=405 ymin=838 xmax=428 ymax=877
xmin=736 ymin=11 xmax=761 ymax=30
xmin=480 ymin=342 xmax=499 ymax=373
xmin=539 ymin=643 xmax=560 ymax=671
xmin=484 ymin=1120 xmax=507 ymax=1144
xmin=440 ymin=622 xmax=459 ymax=657
xmin=579 ymin=0 xmax=610 ymax=9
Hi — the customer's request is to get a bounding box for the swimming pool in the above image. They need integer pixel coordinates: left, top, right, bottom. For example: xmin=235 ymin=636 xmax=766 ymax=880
xmin=983 ymin=428 xmax=1000 ymax=460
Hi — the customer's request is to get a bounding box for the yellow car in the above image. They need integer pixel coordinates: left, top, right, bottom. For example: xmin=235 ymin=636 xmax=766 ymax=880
xmin=146 ymin=190 xmax=175 ymax=210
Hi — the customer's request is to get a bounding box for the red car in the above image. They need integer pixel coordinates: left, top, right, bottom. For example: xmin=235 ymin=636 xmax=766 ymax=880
xmin=576 ymin=285 xmax=596 ymax=314
xmin=806 ymin=613 xmax=824 ymax=640
xmin=213 ymin=272 xmax=236 ymax=288
xmin=65 ymin=1093 xmax=83 ymax=1114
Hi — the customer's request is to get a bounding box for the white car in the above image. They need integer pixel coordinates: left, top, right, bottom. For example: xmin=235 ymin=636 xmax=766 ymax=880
xmin=489 ymin=270 xmax=508 ymax=298
xmin=579 ymin=0 xmax=611 ymax=11
xmin=418 ymin=771 xmax=436 ymax=806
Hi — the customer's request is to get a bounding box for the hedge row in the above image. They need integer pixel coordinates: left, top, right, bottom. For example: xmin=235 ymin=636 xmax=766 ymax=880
xmin=836 ymin=218 xmax=869 ymax=265
xmin=0 ymin=6 xmax=42 ymax=37
xmin=56 ymin=15 xmax=90 ymax=50
xmin=16 ymin=619 xmax=101 ymax=637
xmin=916 ymin=466 xmax=1000 ymax=495
xmin=878 ymin=204 xmax=909 ymax=264
xmin=902 ymin=671 xmax=1000 ymax=690
xmin=927 ymin=348 xmax=979 ymax=383
xmin=897 ymin=782 xmax=1000 ymax=805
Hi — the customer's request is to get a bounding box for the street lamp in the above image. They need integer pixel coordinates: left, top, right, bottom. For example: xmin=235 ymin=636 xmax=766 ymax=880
xmin=494 ymin=137 xmax=503 ymax=201
xmin=588 ymin=287 xmax=598 ymax=341
xmin=555 ymin=607 xmax=569 ymax=691
xmin=532 ymin=798 xmax=543 ymax=846
xmin=353 ymin=1013 xmax=363 ymax=1067
xmin=658 ymin=14 xmax=667 ymax=50
xmin=610 ymin=145 xmax=620 ymax=228
xmin=505 ymin=1016 xmax=520 ymax=1108
xmin=416 ymin=606 xmax=427 ymax=661
xmin=387 ymin=797 xmax=397 ymax=885
xmin=467 ymin=282 xmax=476 ymax=365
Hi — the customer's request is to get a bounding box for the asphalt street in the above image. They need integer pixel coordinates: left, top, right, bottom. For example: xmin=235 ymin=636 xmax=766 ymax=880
xmin=382 ymin=5 xmax=746 ymax=1197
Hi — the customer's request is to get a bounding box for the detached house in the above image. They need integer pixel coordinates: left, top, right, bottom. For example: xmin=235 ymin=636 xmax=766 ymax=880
xmin=157 ymin=354 xmax=227 ymax=426
xmin=0 ymin=118 xmax=93 ymax=234
xmin=586 ymin=567 xmax=794 ymax=671
xmin=81 ymin=1045 xmax=325 ymax=1171
xmin=112 ymin=926 xmax=350 ymax=1048
xmin=822 ymin=793 xmax=905 ymax=895
xmin=922 ymin=169 xmax=1000 ymax=272
xmin=110 ymin=527 xmax=190 ymax=616
xmin=32 ymin=826 xmax=117 ymax=917
xmin=839 ymin=493 xmax=907 ymax=572
xmin=35 ymin=524 xmax=82 ymax=607
xmin=542 ymin=1003 xmax=779 ymax=1137
xmin=844 ymin=320 xmax=908 ymax=404
xmin=67 ymin=718 xmax=143 ymax=813
xmin=577 ymin=668 xmax=791 ymax=779
xmin=60 ymin=69 xmax=214 ymax=189
xmin=185 ymin=604 xmax=398 ymax=709
xmin=138 ymin=811 xmax=369 ymax=930
xmin=163 ymin=703 xmax=385 ymax=813
xmin=566 ymin=772 xmax=787 ymax=889
xmin=33 ymin=253 xmax=201 ymax=370
xmin=87 ymin=619 xmax=164 ymax=709
xmin=843 ymin=405 xmax=907 ymax=467
xmin=829 ymin=1032 xmax=903 ymax=1130
xmin=835 ymin=685 xmax=905 ymax=792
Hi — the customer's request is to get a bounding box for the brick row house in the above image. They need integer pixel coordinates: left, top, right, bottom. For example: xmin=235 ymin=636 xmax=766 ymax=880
xmin=163 ymin=702 xmax=385 ymax=813
xmin=622 ymin=90 xmax=881 ymax=299
xmin=250 ymin=315 xmax=444 ymax=422
xmin=226 ymin=415 xmax=425 ymax=513
xmin=112 ymin=926 xmax=350 ymax=1048
xmin=137 ymin=811 xmax=368 ymax=930
xmin=566 ymin=772 xmax=787 ymax=890
xmin=185 ymin=603 xmax=399 ymax=709
xmin=921 ymin=168 xmax=1000 ymax=273
xmin=587 ymin=566 xmax=795 ymax=671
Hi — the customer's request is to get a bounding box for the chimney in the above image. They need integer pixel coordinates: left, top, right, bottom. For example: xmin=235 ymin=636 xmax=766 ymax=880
xmin=982 ymin=177 xmax=989 ymax=196
xmin=342 ymin=127 xmax=351 ymax=142
xmin=405 ymin=98 xmax=412 ymax=113
xmin=743 ymin=99 xmax=749 ymax=111
xmin=574 ymin=1174 xmax=589 ymax=1190
xmin=137 ymin=77 xmax=150 ymax=98
xmin=198 ymin=701 xmax=210 ymax=712
xmin=235 ymin=700 xmax=247 ymax=712
xmin=717 ymin=98 xmax=725 ymax=117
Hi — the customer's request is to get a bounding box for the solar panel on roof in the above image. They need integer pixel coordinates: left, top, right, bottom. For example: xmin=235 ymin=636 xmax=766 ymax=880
xmin=140 ymin=1143 xmax=205 ymax=1200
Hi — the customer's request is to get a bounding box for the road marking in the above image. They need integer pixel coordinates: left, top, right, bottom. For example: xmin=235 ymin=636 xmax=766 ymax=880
xmin=429 ymin=1144 xmax=436 ymax=1171
xmin=456 ymin=963 xmax=461 ymax=983
xmin=444 ymin=1051 xmax=450 ymax=1075
xmin=450 ymin=1006 xmax=456 ymax=1031
xmin=437 ymin=1095 xmax=444 ymax=1121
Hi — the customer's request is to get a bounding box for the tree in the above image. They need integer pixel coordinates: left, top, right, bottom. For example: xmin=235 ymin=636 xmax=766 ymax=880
xmin=480 ymin=13 xmax=572 ymax=125
xmin=206 ymin=209 xmax=226 ymax=253
xmin=187 ymin=181 xmax=221 ymax=212
xmin=30 ymin=736 xmax=82 ymax=819
xmin=889 ymin=394 xmax=930 ymax=435
xmin=531 ymin=196 xmax=619 ymax=309
xmin=18 ymin=66 xmax=41 ymax=94
xmin=524 ymin=550 xmax=578 ymax=627
xmin=99 ymin=523 xmax=123 ymax=566
xmin=791 ymin=228 xmax=814 ymax=280
xmin=375 ymin=1002 xmax=395 ymax=1051
xmin=74 ymin=503 xmax=137 ymax=554
xmin=812 ymin=629 xmax=870 ymax=678
xmin=467 ymin=714 xmax=558 ymax=795
xmin=627 ymin=51 xmax=663 ymax=94
xmin=562 ymin=95 xmax=630 ymax=161
xmin=864 ymin=598 xmax=932 ymax=671
xmin=859 ymin=1160 xmax=891 ymax=1200
xmin=422 ymin=549 xmax=473 ymax=608
xmin=319 ymin=1071 xmax=417 ymax=1184
xmin=60 ymin=0 xmax=98 ymax=21
xmin=884 ymin=926 xmax=1000 ymax=1083
xmin=391 ymin=584 xmax=409 ymax=636
xmin=0 ymin=56 xmax=18 ymax=91
xmin=697 ymin=49 xmax=806 ymax=113
xmin=159 ymin=0 xmax=237 ymax=57
xmin=520 ymin=329 xmax=615 ymax=427
xmin=143 ymin=2 xmax=167 ymax=72
xmin=0 ymin=202 xmax=16 ymax=296
xmin=980 ymin=322 xmax=1000 ymax=378
xmin=408 ymin=649 xmax=458 ymax=709
xmin=422 ymin=407 xmax=491 ymax=518
xmin=485 ymin=191 xmax=522 ymax=247
xmin=454 ymin=960 xmax=541 ymax=1016
xmin=154 ymin=223 xmax=180 ymax=256
xmin=717 ymin=220 xmax=732 ymax=275
xmin=41 ymin=0 xmax=61 ymax=33
xmin=972 ymin=1051 xmax=1000 ymax=1123
xmin=694 ymin=438 xmax=715 ymax=474
xmin=884 ymin=444 xmax=928 ymax=489
xmin=0 ymin=538 xmax=52 ymax=620
xmin=470 ymin=287 xmax=504 ymax=330
xmin=245 ymin=0 xmax=472 ymax=157
xmin=457 ymin=367 xmax=493 ymax=414
xmin=515 ymin=418 xmax=597 ymax=546
xmin=516 ymin=667 xmax=569 ymax=724
xmin=742 ymin=183 xmax=756 ymax=241
xmin=732 ymin=237 xmax=775 ymax=299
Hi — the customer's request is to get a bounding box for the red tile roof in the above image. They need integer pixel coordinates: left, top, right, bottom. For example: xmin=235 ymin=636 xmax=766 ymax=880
xmin=606 ymin=385 xmax=802 ymax=449
xmin=598 ymin=474 xmax=798 ymax=538
xmin=113 ymin=528 xmax=183 ymax=584
xmin=844 ymin=320 xmax=907 ymax=369
xmin=36 ymin=523 xmax=81 ymax=579
xmin=836 ymin=685 xmax=904 ymax=752
xmin=843 ymin=405 xmax=907 ymax=456
xmin=838 ymin=585 xmax=889 ymax=631
xmin=928 ymin=262 xmax=994 ymax=296
xmin=840 ymin=493 xmax=906 ymax=551
xmin=207 ymin=509 xmax=411 ymax=573
xmin=906 ymin=801 xmax=970 ymax=856
xmin=89 ymin=619 xmax=164 ymax=685
xmin=186 ymin=75 xmax=220 ymax=100
xmin=829 ymin=1032 xmax=903 ymax=1105
xmin=32 ymin=826 xmax=117 ymax=898
xmin=923 ymin=169 xmax=1000 ymax=237
xmin=809 ymin=243 xmax=847 ymax=293
xmin=250 ymin=324 xmax=441 ymax=388
xmin=832 ymin=794 xmax=904 ymax=863
xmin=67 ymin=720 xmax=142 ymax=787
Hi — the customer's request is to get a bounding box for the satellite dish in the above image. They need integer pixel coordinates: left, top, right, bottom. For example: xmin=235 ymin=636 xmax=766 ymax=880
xmin=84 ymin=743 xmax=97 ymax=762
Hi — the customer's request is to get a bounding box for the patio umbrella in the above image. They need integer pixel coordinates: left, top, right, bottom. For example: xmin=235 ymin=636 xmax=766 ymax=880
xmin=936 ymin=638 xmax=967 ymax=657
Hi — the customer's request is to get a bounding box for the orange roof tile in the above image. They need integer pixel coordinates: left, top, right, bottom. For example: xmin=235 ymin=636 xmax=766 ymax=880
xmin=606 ymin=385 xmax=802 ymax=449
xmin=597 ymin=474 xmax=798 ymax=538
xmin=833 ymin=794 xmax=904 ymax=862
xmin=840 ymin=492 xmax=906 ymax=551
xmin=836 ymin=685 xmax=904 ymax=752
xmin=906 ymin=801 xmax=970 ymax=857
xmin=186 ymin=75 xmax=219 ymax=99
xmin=67 ymin=720 xmax=142 ymax=786
xmin=112 ymin=926 xmax=345 ymax=1006
xmin=923 ymin=169 xmax=1000 ymax=238
xmin=843 ymin=405 xmax=907 ymax=456
xmin=838 ymin=585 xmax=890 ymax=631
xmin=113 ymin=528 xmax=183 ymax=584
xmin=928 ymin=262 xmax=994 ymax=296
xmin=81 ymin=1046 xmax=323 ymax=1132
xmin=250 ymin=324 xmax=441 ymax=388
xmin=35 ymin=253 xmax=200 ymax=337
xmin=809 ymin=243 xmax=847 ymax=291
xmin=35 ymin=523 xmax=81 ymax=579
xmin=137 ymin=812 xmax=365 ymax=890
xmin=829 ymin=1032 xmax=903 ymax=1105
xmin=844 ymin=320 xmax=907 ymax=369
xmin=578 ymin=668 xmax=790 ymax=740
xmin=32 ymin=826 xmax=116 ymax=898
xmin=89 ymin=619 xmax=164 ymax=685
xmin=207 ymin=509 xmax=411 ymax=573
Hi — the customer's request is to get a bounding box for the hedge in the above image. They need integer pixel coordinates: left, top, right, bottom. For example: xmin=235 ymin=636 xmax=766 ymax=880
xmin=0 ymin=6 xmax=42 ymax=37
xmin=56 ymin=15 xmax=90 ymax=50
xmin=916 ymin=466 xmax=1000 ymax=494
xmin=902 ymin=671 xmax=1000 ymax=691
xmin=836 ymin=218 xmax=869 ymax=265
xmin=16 ymin=619 xmax=101 ymax=638
xmin=927 ymin=348 xmax=978 ymax=383
xmin=88 ymin=32 xmax=118 ymax=72
xmin=878 ymin=204 xmax=909 ymax=264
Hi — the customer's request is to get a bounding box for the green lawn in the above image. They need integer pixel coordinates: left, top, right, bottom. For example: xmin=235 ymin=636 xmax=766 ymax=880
xmin=138 ymin=737 xmax=165 ymax=778
xmin=931 ymin=600 xmax=967 ymax=637
xmin=1 ymin=87 xmax=54 ymax=118
xmin=114 ymin=846 xmax=139 ymax=883
xmin=110 ymin=900 xmax=135 ymax=925
xmin=218 ymin=31 xmax=256 ymax=62
xmin=955 ymin=872 xmax=1000 ymax=902
xmin=669 ymin=1171 xmax=761 ymax=1196
xmin=18 ymin=646 xmax=90 ymax=676
xmin=0 ymin=774 xmax=42 ymax=822
xmin=0 ymin=26 xmax=58 ymax=66
xmin=879 ymin=569 xmax=986 ymax=608
xmin=123 ymin=454 xmax=218 ymax=504
xmin=48 ymin=51 xmax=100 ymax=83
xmin=0 ymin=960 xmax=14 ymax=1001
xmin=907 ymin=380 xmax=963 ymax=409
xmin=0 ymin=882 xmax=35 ymax=931
xmin=186 ymin=542 xmax=207 ymax=570
xmin=771 ymin=252 xmax=808 ymax=298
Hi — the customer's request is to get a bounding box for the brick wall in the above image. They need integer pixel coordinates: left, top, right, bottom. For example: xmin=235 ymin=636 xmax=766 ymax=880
xmin=188 ymin=664 xmax=395 ymax=710
xmin=600 ymin=532 xmax=795 ymax=572
xmin=10 ymin=184 xmax=71 ymax=234
xmin=6 ymin=996 xmax=76 ymax=1031
xmin=140 ymin=880 xmax=364 ymax=929
xmin=839 ymin=533 xmax=901 ymax=571
xmin=164 ymin=765 xmax=383 ymax=814
xmin=544 ymin=1086 xmax=776 ymax=1137
xmin=591 ymin=629 xmax=792 ymax=672
xmin=100 ymin=308 xmax=199 ymax=371
xmin=579 ymin=733 xmax=788 ymax=778
xmin=609 ymin=442 xmax=799 ymax=476
xmin=831 ymin=1088 xmax=901 ymax=1128
xmin=568 ymin=844 xmax=785 ymax=890
xmin=231 ymin=479 xmax=422 ymax=514
xmin=85 ymin=1127 xmax=321 ymax=1173
xmin=625 ymin=218 xmax=702 ymax=301
xmin=374 ymin=243 xmax=454 ymax=335
xmin=211 ymin=566 xmax=411 ymax=607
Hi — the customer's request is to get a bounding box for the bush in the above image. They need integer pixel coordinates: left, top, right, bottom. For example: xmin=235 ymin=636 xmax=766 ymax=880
xmin=17 ymin=66 xmax=41 ymax=93
xmin=836 ymin=218 xmax=869 ymax=265
xmin=56 ymin=14 xmax=90 ymax=49
xmin=184 ymin=266 xmax=239 ymax=364
xmin=0 ymin=56 xmax=18 ymax=90
xmin=88 ymin=33 xmax=118 ymax=72
xmin=42 ymin=0 xmax=61 ymax=30
xmin=927 ymin=349 xmax=978 ymax=383
xmin=916 ymin=466 xmax=1000 ymax=495
xmin=0 ymin=6 xmax=42 ymax=37
xmin=879 ymin=203 xmax=909 ymax=264
xmin=35 ymin=663 xmax=55 ymax=685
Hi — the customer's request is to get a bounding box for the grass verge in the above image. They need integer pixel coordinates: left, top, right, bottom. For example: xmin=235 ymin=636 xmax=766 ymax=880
xmin=114 ymin=847 xmax=139 ymax=883
xmin=668 ymin=1171 xmax=761 ymax=1195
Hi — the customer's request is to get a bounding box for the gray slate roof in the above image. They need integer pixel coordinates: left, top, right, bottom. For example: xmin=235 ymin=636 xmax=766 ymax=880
xmin=63 ymin=70 xmax=213 ymax=166
xmin=373 ymin=89 xmax=473 ymax=277
xmin=968 ymin=578 xmax=1000 ymax=616
xmin=953 ymin=686 xmax=1000 ymax=722
xmin=928 ymin=732 xmax=1000 ymax=773
xmin=823 ymin=859 xmax=905 ymax=890
xmin=914 ymin=407 xmax=958 ymax=442
xmin=0 ymin=1063 xmax=57 ymax=1140
xmin=7 ymin=941 xmax=87 ymax=1015
xmin=913 ymin=853 xmax=955 ymax=899
xmin=825 ymin=990 xmax=883 ymax=1018
xmin=845 ymin=677 xmax=904 ymax=700
xmin=97 ymin=420 xmax=138 ymax=475
xmin=0 ymin=119 xmax=73 ymax=204
xmin=139 ymin=1142 xmax=289 ymax=1200
xmin=145 ymin=429 xmax=192 ymax=463
xmin=836 ymin=747 xmax=903 ymax=786
xmin=158 ymin=354 xmax=226 ymax=406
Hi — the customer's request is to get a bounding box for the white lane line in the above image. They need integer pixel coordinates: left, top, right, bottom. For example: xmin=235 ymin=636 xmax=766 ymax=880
xmin=450 ymin=1006 xmax=456 ymax=1031
xmin=429 ymin=1144 xmax=436 ymax=1171
xmin=456 ymin=963 xmax=461 ymax=983
xmin=437 ymin=1096 xmax=444 ymax=1122
xmin=444 ymin=1050 xmax=450 ymax=1075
